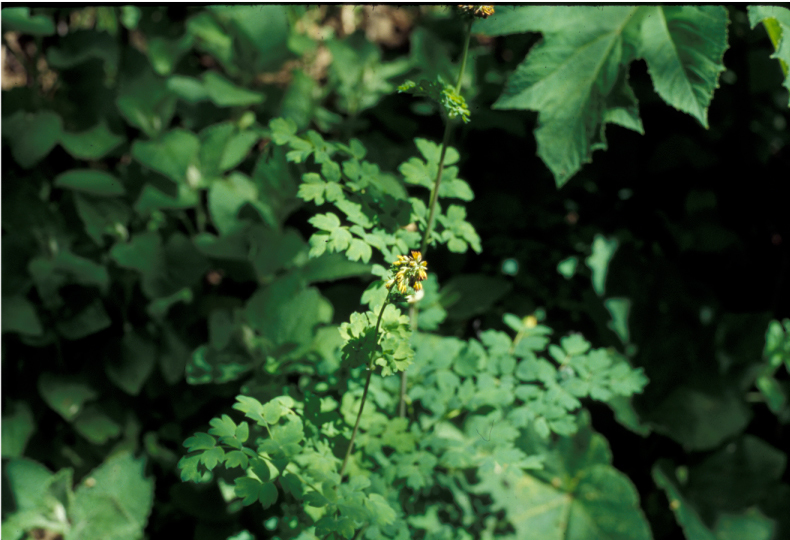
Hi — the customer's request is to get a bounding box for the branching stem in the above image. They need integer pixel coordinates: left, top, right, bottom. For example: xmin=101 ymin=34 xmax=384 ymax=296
xmin=340 ymin=289 xmax=393 ymax=478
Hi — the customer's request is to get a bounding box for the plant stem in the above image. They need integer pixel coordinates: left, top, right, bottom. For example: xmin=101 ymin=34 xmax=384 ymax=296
xmin=404 ymin=20 xmax=475 ymax=416
xmin=339 ymin=290 xmax=393 ymax=478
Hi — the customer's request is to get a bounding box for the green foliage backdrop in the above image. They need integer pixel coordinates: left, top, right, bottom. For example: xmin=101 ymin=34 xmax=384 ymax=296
xmin=2 ymin=5 xmax=789 ymax=540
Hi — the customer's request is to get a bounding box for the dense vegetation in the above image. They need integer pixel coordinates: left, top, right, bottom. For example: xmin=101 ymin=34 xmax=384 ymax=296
xmin=2 ymin=5 xmax=789 ymax=540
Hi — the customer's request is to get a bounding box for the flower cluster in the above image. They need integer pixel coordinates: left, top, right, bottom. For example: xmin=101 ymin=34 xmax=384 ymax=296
xmin=457 ymin=5 xmax=495 ymax=19
xmin=386 ymin=251 xmax=428 ymax=294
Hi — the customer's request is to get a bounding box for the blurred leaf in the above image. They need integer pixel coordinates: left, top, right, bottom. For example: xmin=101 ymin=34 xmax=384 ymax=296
xmin=557 ymin=256 xmax=578 ymax=279
xmin=2 ymin=458 xmax=72 ymax=540
xmin=203 ymin=71 xmax=265 ymax=107
xmin=441 ymin=274 xmax=512 ymax=320
xmin=56 ymin=298 xmax=112 ymax=340
xmin=74 ymin=193 xmax=131 ymax=246
xmin=1 ymin=401 xmax=35 ymax=458
xmin=653 ymin=462 xmax=717 ymax=540
xmin=147 ymin=33 xmax=194 ymax=76
xmin=166 ymin=75 xmax=209 ymax=103
xmin=186 ymin=344 xmax=252 ymax=385
xmin=72 ymin=405 xmax=122 ymax=444
xmin=4 ymin=110 xmax=63 ymax=168
xmin=55 ymin=169 xmax=125 ymax=196
xmin=1 ymin=7 xmax=55 ymax=35
xmin=586 ymin=234 xmax=619 ymax=296
xmin=68 ymin=452 xmax=155 ymax=540
xmin=106 ymin=331 xmax=157 ymax=395
xmin=116 ymin=66 xmax=177 ymax=138
xmin=208 ymin=172 xmax=261 ymax=235
xmin=685 ymin=435 xmax=787 ymax=513
xmin=210 ymin=5 xmax=290 ymax=72
xmin=132 ymin=129 xmax=201 ymax=184
xmin=244 ymin=274 xmax=332 ymax=354
xmin=714 ymin=508 xmax=776 ymax=540
xmin=650 ymin=385 xmax=752 ymax=451
xmin=59 ymin=121 xmax=125 ymax=160
xmin=604 ymin=297 xmax=631 ymax=343
xmin=38 ymin=373 xmax=98 ymax=421
xmin=2 ymin=295 xmax=43 ymax=336
xmin=46 ymin=29 xmax=119 ymax=76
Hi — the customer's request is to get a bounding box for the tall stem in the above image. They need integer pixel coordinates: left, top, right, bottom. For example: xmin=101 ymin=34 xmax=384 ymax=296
xmin=339 ymin=290 xmax=393 ymax=478
xmin=402 ymin=21 xmax=475 ymax=416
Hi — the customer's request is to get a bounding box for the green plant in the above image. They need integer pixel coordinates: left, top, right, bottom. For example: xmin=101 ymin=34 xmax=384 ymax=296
xmin=176 ymin=7 xmax=648 ymax=539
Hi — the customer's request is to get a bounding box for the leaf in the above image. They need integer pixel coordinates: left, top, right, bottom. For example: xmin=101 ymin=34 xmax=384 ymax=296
xmin=640 ymin=6 xmax=729 ymax=128
xmin=1 ymin=7 xmax=56 ymax=35
xmin=55 ymin=169 xmax=125 ymax=196
xmin=132 ymin=129 xmax=201 ymax=184
xmin=183 ymin=432 xmax=216 ymax=452
xmin=208 ymin=172 xmax=259 ymax=235
xmin=1 ymin=402 xmax=35 ymax=458
xmin=68 ymin=452 xmax=155 ymax=540
xmin=106 ymin=331 xmax=157 ymax=396
xmin=235 ymin=477 xmax=278 ymax=507
xmin=4 ymin=110 xmax=63 ymax=168
xmin=604 ymin=297 xmax=631 ymax=343
xmin=346 ymin=238 xmax=372 ymax=263
xmin=202 ymin=71 xmax=265 ymax=107
xmin=116 ymin=67 xmax=176 ymax=138
xmin=310 ymin=212 xmax=342 ymax=232
xmin=488 ymin=7 xmax=643 ymax=187
xmin=585 ymin=234 xmax=619 ymax=296
xmin=653 ymin=462 xmax=717 ymax=540
xmin=74 ymin=194 xmax=131 ymax=245
xmin=1 ymin=295 xmax=43 ymax=336
xmin=38 ymin=373 xmax=98 ymax=421
xmin=748 ymin=5 xmax=790 ymax=104
xmin=72 ymin=405 xmax=121 ymax=444
xmin=478 ymin=417 xmax=652 ymax=540
xmin=59 ymin=121 xmax=125 ymax=160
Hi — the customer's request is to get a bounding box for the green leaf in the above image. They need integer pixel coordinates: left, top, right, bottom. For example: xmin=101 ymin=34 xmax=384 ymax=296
xmin=1 ymin=401 xmax=35 ymax=458
xmin=72 ymin=405 xmax=122 ymax=444
xmin=639 ymin=6 xmax=729 ymax=128
xmin=1 ymin=7 xmax=56 ymax=35
xmin=60 ymin=121 xmax=125 ymax=160
xmin=748 ymin=5 xmax=790 ymax=103
xmin=479 ymin=417 xmax=651 ymax=540
xmin=244 ymin=275 xmax=333 ymax=353
xmin=209 ymin=414 xmax=238 ymax=439
xmin=310 ymin=212 xmax=342 ymax=232
xmin=38 ymin=373 xmax=98 ymax=421
xmin=132 ymin=129 xmax=201 ymax=184
xmin=116 ymin=67 xmax=176 ymax=138
xmin=74 ymin=193 xmax=131 ymax=245
xmin=106 ymin=331 xmax=157 ymax=396
xmin=4 ymin=110 xmax=63 ymax=168
xmin=208 ymin=172 xmax=259 ymax=235
xmin=69 ymin=452 xmax=155 ymax=540
xmin=202 ymin=71 xmax=265 ymax=107
xmin=586 ymin=234 xmax=619 ymax=296
xmin=557 ymin=256 xmax=578 ymax=279
xmin=184 ymin=432 xmax=217 ymax=452
xmin=147 ymin=34 xmax=193 ymax=75
xmin=604 ymin=297 xmax=631 ymax=343
xmin=166 ymin=75 xmax=208 ymax=103
xmin=55 ymin=169 xmax=125 ymax=196
xmin=653 ymin=462 xmax=717 ymax=540
xmin=1 ymin=295 xmax=43 ymax=336
xmin=489 ymin=6 xmax=644 ymax=186
xmin=234 ymin=477 xmax=279 ymax=508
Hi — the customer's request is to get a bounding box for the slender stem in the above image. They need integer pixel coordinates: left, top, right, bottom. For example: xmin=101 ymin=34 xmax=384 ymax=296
xmin=339 ymin=290 xmax=393 ymax=478
xmin=405 ymin=19 xmax=475 ymax=417
xmin=455 ymin=20 xmax=473 ymax=94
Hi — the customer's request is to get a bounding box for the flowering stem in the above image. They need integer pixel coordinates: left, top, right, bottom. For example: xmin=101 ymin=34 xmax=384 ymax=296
xmin=340 ymin=289 xmax=393 ymax=478
xmin=404 ymin=20 xmax=474 ymax=417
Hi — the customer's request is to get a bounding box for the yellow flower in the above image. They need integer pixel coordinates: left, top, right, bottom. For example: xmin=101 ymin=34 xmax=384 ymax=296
xmin=386 ymin=251 xmax=428 ymax=295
